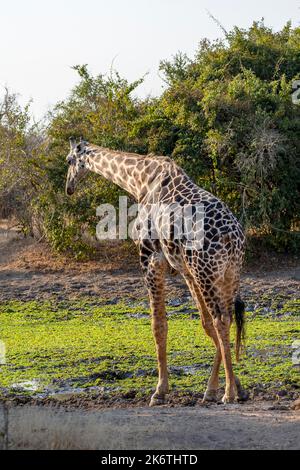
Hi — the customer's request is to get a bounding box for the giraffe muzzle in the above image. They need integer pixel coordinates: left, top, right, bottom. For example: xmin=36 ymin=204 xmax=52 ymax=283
xmin=66 ymin=186 xmax=74 ymax=196
xmin=65 ymin=181 xmax=75 ymax=196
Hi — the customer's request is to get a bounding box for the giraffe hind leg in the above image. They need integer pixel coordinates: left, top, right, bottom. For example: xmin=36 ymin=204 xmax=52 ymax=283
xmin=223 ymin=267 xmax=249 ymax=402
xmin=185 ymin=269 xmax=248 ymax=403
xmin=184 ymin=275 xmax=221 ymax=403
xmin=199 ymin=280 xmax=237 ymax=404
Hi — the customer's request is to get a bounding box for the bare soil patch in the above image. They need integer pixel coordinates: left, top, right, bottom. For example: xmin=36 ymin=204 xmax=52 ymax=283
xmin=0 ymin=400 xmax=299 ymax=450
xmin=0 ymin=224 xmax=299 ymax=307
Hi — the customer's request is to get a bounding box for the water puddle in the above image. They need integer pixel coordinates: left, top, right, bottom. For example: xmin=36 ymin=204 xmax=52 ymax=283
xmin=5 ymin=363 xmax=207 ymax=399
xmin=11 ymin=379 xmax=40 ymax=392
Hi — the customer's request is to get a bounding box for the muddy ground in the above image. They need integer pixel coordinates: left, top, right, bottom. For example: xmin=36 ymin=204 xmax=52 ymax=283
xmin=0 ymin=222 xmax=299 ymax=449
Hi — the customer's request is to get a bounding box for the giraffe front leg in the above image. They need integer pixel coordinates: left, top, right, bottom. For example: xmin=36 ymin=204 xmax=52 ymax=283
xmin=144 ymin=253 xmax=169 ymax=407
xmin=149 ymin=307 xmax=169 ymax=407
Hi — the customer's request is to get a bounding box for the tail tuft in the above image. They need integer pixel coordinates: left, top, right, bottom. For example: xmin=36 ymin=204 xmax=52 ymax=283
xmin=234 ymin=294 xmax=246 ymax=361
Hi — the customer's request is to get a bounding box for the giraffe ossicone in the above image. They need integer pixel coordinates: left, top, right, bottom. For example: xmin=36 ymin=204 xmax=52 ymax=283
xmin=65 ymin=139 xmax=247 ymax=405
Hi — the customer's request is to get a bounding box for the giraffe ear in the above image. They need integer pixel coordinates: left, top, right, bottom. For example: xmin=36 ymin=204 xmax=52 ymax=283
xmin=69 ymin=137 xmax=77 ymax=150
xmin=79 ymin=136 xmax=88 ymax=145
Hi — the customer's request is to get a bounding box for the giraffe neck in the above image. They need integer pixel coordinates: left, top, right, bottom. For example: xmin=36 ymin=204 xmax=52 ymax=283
xmin=84 ymin=144 xmax=173 ymax=201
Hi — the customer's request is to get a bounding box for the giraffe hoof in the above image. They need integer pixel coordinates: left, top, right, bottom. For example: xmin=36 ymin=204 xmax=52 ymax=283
xmin=149 ymin=394 xmax=166 ymax=407
xmin=221 ymin=394 xmax=236 ymax=404
xmin=203 ymin=390 xmax=218 ymax=403
xmin=237 ymin=389 xmax=250 ymax=402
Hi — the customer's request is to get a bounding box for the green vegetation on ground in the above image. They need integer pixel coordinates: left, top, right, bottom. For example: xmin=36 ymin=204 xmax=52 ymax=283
xmin=0 ymin=298 xmax=299 ymax=398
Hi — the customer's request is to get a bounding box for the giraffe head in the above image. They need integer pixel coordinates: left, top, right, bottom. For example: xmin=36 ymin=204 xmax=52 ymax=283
xmin=65 ymin=137 xmax=89 ymax=195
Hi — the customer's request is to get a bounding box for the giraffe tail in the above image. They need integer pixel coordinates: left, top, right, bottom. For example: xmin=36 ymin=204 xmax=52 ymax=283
xmin=234 ymin=294 xmax=246 ymax=362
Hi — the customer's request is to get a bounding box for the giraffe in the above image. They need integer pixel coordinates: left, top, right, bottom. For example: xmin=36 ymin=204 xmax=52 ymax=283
xmin=65 ymin=137 xmax=248 ymax=405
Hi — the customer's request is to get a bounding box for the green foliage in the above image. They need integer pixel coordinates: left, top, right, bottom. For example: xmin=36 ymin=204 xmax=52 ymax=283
xmin=0 ymin=90 xmax=46 ymax=229
xmin=151 ymin=22 xmax=300 ymax=244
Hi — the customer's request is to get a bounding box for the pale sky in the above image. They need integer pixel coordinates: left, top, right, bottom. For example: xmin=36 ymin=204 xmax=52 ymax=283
xmin=1 ymin=0 xmax=299 ymax=119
